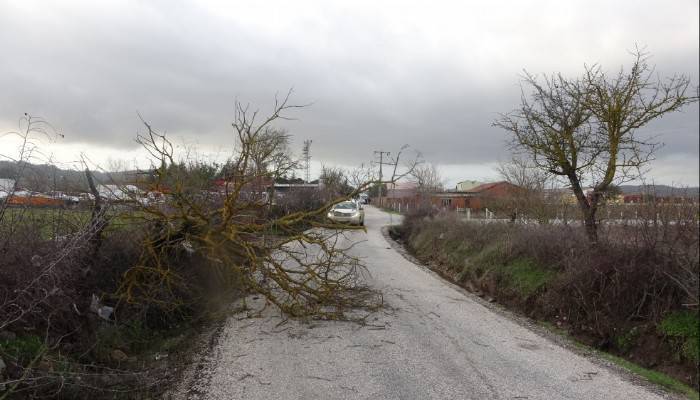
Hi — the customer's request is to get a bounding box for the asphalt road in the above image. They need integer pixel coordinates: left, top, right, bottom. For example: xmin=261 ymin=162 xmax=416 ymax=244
xmin=178 ymin=206 xmax=674 ymax=400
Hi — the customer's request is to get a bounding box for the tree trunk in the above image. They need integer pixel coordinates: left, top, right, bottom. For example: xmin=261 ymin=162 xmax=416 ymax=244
xmin=567 ymin=172 xmax=599 ymax=244
xmin=583 ymin=208 xmax=598 ymax=244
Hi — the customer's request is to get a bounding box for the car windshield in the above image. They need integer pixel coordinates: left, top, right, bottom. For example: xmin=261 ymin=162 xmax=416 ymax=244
xmin=334 ymin=202 xmax=356 ymax=210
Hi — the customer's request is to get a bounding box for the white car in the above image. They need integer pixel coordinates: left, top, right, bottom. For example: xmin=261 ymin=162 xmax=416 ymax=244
xmin=327 ymin=200 xmax=365 ymax=226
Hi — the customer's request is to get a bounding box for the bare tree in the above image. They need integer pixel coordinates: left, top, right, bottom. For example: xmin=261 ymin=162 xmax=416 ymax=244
xmin=496 ymin=157 xmax=551 ymax=222
xmin=319 ymin=166 xmax=353 ymax=200
xmin=249 ymin=127 xmax=298 ymax=180
xmin=122 ymin=92 xmax=382 ymax=319
xmin=495 ymin=49 xmax=697 ymax=242
xmin=411 ymin=163 xmax=443 ymax=194
xmin=347 ymin=163 xmax=376 ymax=191
xmin=409 ymin=162 xmax=442 ymax=209
xmin=0 ymin=114 xmax=62 ymax=225
xmin=375 ymin=145 xmax=422 ymax=207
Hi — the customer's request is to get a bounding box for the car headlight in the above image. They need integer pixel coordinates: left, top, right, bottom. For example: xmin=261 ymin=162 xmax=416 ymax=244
xmin=327 ymin=212 xmax=333 ymax=218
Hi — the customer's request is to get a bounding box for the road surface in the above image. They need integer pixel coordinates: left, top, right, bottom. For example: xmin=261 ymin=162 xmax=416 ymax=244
xmin=176 ymin=206 xmax=674 ymax=400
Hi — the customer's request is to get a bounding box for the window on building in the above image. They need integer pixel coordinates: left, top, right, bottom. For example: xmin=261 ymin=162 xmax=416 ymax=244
xmin=441 ymin=198 xmax=452 ymax=207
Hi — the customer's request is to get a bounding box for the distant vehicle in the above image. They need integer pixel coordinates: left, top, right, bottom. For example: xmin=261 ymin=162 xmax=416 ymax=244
xmin=327 ymin=200 xmax=365 ymax=226
xmin=358 ymin=193 xmax=369 ymax=204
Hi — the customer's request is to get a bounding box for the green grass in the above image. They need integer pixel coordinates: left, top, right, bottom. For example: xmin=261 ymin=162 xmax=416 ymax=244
xmin=1 ymin=207 xmax=150 ymax=239
xmin=660 ymin=311 xmax=700 ymax=363
xmin=1 ymin=207 xmax=91 ymax=238
xmin=410 ymin=223 xmax=556 ymax=296
xmin=614 ymin=326 xmax=641 ymax=354
xmin=0 ymin=334 xmax=45 ymax=365
xmin=445 ymin=241 xmax=477 ymax=269
xmin=598 ymin=352 xmax=699 ymax=399
xmin=501 ymin=258 xmax=556 ymax=296
xmin=471 ymin=242 xmax=506 ymax=266
xmin=409 ymin=226 xmax=440 ymax=257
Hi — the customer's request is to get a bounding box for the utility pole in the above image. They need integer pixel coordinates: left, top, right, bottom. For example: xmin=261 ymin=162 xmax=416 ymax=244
xmin=374 ymin=150 xmax=390 ymax=207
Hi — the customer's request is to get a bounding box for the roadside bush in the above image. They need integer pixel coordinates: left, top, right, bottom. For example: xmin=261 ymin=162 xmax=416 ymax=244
xmin=660 ymin=311 xmax=699 ymax=364
xmin=0 ymin=201 xmax=251 ymax=398
xmin=0 ymin=215 xmax=86 ymax=343
xmin=394 ymin=203 xmax=437 ymax=239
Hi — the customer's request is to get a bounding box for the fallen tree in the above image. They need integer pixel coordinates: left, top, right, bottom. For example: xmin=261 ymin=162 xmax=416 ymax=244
xmin=120 ymin=92 xmax=385 ymax=320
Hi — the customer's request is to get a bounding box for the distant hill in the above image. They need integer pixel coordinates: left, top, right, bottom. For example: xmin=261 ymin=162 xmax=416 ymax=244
xmin=0 ymin=160 xmax=135 ymax=193
xmin=618 ymin=184 xmax=699 ymax=198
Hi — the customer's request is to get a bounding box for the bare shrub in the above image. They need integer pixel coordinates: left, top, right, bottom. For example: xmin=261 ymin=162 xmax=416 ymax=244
xmin=270 ymin=187 xmax=324 ymax=218
xmin=496 ymin=157 xmax=552 ymax=223
xmin=0 ymin=188 xmax=137 ymax=397
xmin=624 ymin=197 xmax=699 ymax=309
xmin=396 ymin=202 xmax=438 ymax=239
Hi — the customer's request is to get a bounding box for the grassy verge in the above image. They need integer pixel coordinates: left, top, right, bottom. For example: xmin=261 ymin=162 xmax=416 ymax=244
xmin=598 ymin=352 xmax=699 ymax=399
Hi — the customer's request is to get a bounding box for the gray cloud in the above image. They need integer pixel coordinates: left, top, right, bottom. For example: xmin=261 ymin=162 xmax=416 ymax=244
xmin=0 ymin=0 xmax=697 ymax=183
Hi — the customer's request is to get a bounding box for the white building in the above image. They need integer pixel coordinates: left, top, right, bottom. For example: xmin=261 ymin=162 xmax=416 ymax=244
xmin=96 ymin=184 xmax=141 ymax=201
xmin=0 ymin=178 xmax=16 ymax=198
xmin=455 ymin=180 xmax=483 ymax=192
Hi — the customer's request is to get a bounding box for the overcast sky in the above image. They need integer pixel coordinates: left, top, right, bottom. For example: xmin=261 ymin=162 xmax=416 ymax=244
xmin=1 ymin=0 xmax=698 ymax=187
